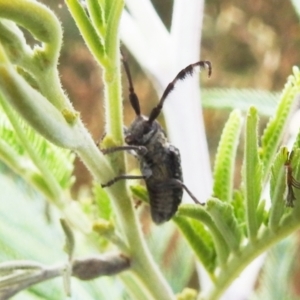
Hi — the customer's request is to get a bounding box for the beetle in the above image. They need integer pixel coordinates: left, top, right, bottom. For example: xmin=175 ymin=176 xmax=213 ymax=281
xmin=101 ymin=57 xmax=212 ymax=224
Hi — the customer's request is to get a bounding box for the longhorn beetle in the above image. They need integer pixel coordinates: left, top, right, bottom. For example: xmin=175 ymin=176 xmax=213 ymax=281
xmin=101 ymin=57 xmax=212 ymax=224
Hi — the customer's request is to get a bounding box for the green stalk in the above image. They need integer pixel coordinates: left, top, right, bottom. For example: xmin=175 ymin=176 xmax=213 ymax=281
xmin=0 ymin=57 xmax=78 ymax=149
xmin=35 ymin=67 xmax=73 ymax=111
xmin=65 ymin=0 xmax=106 ymax=66
xmin=99 ymin=0 xmax=124 ymax=143
xmin=105 ymin=0 xmax=124 ymax=62
xmin=0 ymin=0 xmax=62 ymax=64
xmin=103 ymin=63 xmax=124 ymax=145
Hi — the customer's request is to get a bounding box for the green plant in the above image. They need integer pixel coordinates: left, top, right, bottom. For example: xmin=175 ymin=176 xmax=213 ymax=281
xmin=0 ymin=1 xmax=300 ymax=300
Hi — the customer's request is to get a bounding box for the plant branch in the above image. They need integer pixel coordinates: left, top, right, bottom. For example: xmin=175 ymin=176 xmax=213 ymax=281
xmin=0 ymin=254 xmax=130 ymax=299
xmin=207 ymin=212 xmax=300 ymax=300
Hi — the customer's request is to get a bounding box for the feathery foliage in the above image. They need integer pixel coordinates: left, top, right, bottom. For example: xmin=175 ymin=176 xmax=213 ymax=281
xmin=1 ymin=1 xmax=300 ymax=299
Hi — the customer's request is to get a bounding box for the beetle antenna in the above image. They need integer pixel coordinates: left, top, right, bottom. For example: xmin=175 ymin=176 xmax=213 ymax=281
xmin=122 ymin=57 xmax=141 ymax=116
xmin=148 ymin=60 xmax=212 ymax=123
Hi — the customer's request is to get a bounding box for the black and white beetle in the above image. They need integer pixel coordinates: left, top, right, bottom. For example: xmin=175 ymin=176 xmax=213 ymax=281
xmin=101 ymin=57 xmax=212 ymax=224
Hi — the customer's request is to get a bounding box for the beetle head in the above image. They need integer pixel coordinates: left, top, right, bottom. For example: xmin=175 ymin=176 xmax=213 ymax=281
xmin=125 ymin=116 xmax=160 ymax=146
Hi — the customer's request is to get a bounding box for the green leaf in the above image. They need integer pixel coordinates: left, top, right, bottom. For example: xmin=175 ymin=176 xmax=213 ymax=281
xmin=93 ymin=183 xmax=113 ymax=220
xmin=130 ymin=184 xmax=149 ymax=203
xmin=0 ymin=99 xmax=75 ymax=191
xmin=65 ymin=0 xmax=106 ymax=65
xmin=269 ymin=147 xmax=288 ymax=232
xmin=243 ymin=107 xmax=263 ymax=241
xmin=0 ymin=58 xmax=79 ymax=149
xmin=177 ymin=204 xmax=229 ymax=266
xmin=0 ymin=99 xmax=75 ymax=201
xmin=206 ymin=198 xmax=242 ymax=254
xmin=173 ymin=216 xmax=216 ymax=276
xmin=231 ymin=190 xmax=246 ymax=235
xmin=0 ymin=19 xmax=32 ymax=64
xmin=86 ymin=0 xmax=106 ymax=40
xmin=293 ymin=128 xmax=300 ymax=150
xmin=105 ymin=0 xmax=124 ymax=61
xmin=261 ymin=67 xmax=300 ymax=180
xmin=213 ymin=109 xmax=243 ymax=202
xmin=201 ymin=88 xmax=280 ymax=116
xmin=256 ymin=199 xmax=268 ymax=227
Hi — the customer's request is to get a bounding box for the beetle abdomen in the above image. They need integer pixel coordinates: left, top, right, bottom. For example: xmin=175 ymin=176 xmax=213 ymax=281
xmin=147 ymin=186 xmax=183 ymax=224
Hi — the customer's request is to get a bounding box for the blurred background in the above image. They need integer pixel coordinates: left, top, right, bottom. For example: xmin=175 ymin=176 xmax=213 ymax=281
xmin=2 ymin=0 xmax=300 ymax=298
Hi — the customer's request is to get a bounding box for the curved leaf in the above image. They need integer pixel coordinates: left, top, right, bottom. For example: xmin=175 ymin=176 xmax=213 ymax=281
xmin=261 ymin=67 xmax=300 ymax=180
xmin=243 ymin=107 xmax=263 ymax=241
xmin=213 ymin=109 xmax=243 ymax=202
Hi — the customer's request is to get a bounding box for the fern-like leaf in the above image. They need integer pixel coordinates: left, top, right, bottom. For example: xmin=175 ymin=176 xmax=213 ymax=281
xmin=269 ymin=148 xmax=288 ymax=232
xmin=177 ymin=204 xmax=229 ymax=266
xmin=243 ymin=107 xmax=263 ymax=241
xmin=202 ymin=88 xmax=279 ymax=116
xmin=0 ymin=99 xmax=75 ymax=201
xmin=206 ymin=198 xmax=242 ymax=254
xmin=261 ymin=67 xmax=300 ymax=180
xmin=173 ymin=216 xmax=217 ymax=276
xmin=213 ymin=109 xmax=243 ymax=202
xmin=93 ymin=183 xmax=113 ymax=221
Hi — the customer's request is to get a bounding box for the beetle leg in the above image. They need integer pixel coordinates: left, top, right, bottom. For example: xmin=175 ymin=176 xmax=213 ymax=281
xmin=181 ymin=183 xmax=205 ymax=205
xmin=101 ymin=174 xmax=146 ymax=188
xmin=101 ymin=145 xmax=147 ymax=155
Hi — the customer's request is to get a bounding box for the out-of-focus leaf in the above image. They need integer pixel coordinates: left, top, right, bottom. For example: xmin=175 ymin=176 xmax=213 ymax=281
xmin=202 ymin=88 xmax=279 ymax=116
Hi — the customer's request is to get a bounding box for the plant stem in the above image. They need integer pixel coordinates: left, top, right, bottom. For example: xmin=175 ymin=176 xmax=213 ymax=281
xmin=103 ymin=64 xmax=124 ymax=145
